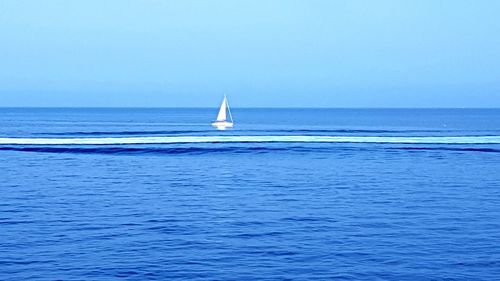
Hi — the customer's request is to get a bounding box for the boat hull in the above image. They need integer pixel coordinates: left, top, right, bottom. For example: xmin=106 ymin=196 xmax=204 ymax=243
xmin=212 ymin=121 xmax=234 ymax=128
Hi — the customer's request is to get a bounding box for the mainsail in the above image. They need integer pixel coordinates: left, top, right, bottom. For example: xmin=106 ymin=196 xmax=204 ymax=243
xmin=215 ymin=95 xmax=233 ymax=123
xmin=212 ymin=95 xmax=233 ymax=128
xmin=216 ymin=96 xmax=228 ymax=121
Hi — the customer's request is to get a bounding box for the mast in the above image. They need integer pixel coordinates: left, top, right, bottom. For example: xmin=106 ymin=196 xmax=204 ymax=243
xmin=226 ymin=95 xmax=233 ymax=123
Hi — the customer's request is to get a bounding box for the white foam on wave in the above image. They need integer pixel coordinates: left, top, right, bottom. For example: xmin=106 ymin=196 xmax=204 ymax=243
xmin=0 ymin=135 xmax=500 ymax=145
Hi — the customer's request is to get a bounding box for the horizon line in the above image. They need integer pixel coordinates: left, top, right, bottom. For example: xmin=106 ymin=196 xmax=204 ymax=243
xmin=1 ymin=106 xmax=500 ymax=109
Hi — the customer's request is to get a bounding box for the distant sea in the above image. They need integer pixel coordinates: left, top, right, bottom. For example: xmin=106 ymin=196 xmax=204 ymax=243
xmin=1 ymin=108 xmax=500 ymax=280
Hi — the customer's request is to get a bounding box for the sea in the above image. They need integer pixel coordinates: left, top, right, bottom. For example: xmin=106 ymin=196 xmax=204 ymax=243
xmin=1 ymin=108 xmax=499 ymax=281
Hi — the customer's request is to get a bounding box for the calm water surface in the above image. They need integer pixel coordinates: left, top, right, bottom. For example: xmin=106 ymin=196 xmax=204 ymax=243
xmin=1 ymin=108 xmax=500 ymax=280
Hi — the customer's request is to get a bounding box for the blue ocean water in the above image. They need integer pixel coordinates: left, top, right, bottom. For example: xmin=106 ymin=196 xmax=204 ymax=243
xmin=1 ymin=108 xmax=500 ymax=280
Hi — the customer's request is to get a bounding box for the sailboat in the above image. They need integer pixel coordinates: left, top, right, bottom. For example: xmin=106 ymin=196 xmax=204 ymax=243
xmin=212 ymin=95 xmax=234 ymax=129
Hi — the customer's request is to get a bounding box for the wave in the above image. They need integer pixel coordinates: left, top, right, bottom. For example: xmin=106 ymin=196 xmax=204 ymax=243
xmin=1 ymin=135 xmax=500 ymax=145
xmin=0 ymin=146 xmax=498 ymax=155
xmin=393 ymin=147 xmax=500 ymax=153
xmin=34 ymin=130 xmax=208 ymax=136
xmin=32 ymin=128 xmax=499 ymax=136
xmin=0 ymin=146 xmax=263 ymax=155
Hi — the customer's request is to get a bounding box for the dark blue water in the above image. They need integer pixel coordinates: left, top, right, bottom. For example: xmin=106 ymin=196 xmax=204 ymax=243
xmin=1 ymin=108 xmax=500 ymax=280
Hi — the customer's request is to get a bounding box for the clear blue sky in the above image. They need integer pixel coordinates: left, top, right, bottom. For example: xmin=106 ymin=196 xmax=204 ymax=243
xmin=0 ymin=0 xmax=499 ymax=107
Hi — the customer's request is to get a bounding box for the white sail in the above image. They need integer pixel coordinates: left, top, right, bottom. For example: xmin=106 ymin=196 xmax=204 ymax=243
xmin=212 ymin=95 xmax=233 ymax=129
xmin=216 ymin=96 xmax=228 ymax=121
